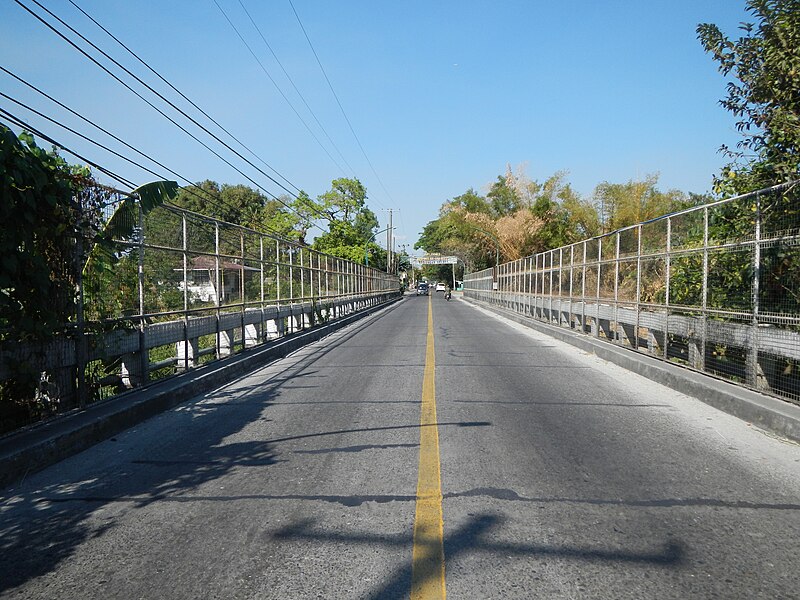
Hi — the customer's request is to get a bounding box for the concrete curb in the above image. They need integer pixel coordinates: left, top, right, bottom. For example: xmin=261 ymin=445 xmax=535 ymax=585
xmin=463 ymin=297 xmax=800 ymax=444
xmin=0 ymin=297 xmax=401 ymax=489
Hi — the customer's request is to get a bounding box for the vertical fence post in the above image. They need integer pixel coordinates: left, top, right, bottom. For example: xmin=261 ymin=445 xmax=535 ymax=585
xmin=289 ymin=245 xmax=294 ymax=331
xmin=614 ymin=231 xmax=620 ymax=343
xmin=214 ymin=221 xmax=222 ymax=357
xmin=259 ymin=235 xmax=265 ymax=343
xmin=181 ymin=213 xmax=190 ymax=371
xmin=276 ymin=239 xmax=281 ymax=308
xmin=635 ymin=225 xmax=642 ymax=351
xmin=568 ymin=245 xmax=574 ymax=329
xmin=526 ymin=256 xmax=531 ymax=316
xmin=595 ymin=238 xmax=602 ymax=337
xmin=75 ymin=195 xmax=87 ymax=408
xmin=748 ymin=194 xmax=762 ymax=387
xmin=581 ymin=241 xmax=587 ymax=334
xmin=300 ymin=247 xmax=305 ymax=306
xmin=138 ymin=202 xmax=148 ymax=382
xmin=700 ymin=207 xmax=709 ymax=371
xmin=664 ymin=217 xmax=672 ymax=360
xmin=548 ymin=250 xmax=554 ymax=322
xmin=533 ymin=253 xmax=542 ymax=318
xmin=557 ymin=248 xmax=563 ymax=325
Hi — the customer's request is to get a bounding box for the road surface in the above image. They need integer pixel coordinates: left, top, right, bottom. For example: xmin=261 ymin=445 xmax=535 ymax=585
xmin=2 ymin=293 xmax=799 ymax=598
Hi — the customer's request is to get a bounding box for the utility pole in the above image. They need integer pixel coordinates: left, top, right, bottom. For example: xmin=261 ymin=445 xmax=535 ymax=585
xmin=365 ymin=226 xmax=393 ymax=267
xmin=384 ymin=209 xmax=394 ymax=274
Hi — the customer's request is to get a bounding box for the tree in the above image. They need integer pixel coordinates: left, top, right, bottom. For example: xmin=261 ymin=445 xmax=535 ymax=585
xmin=450 ymin=188 xmax=492 ymax=214
xmin=0 ymin=127 xmax=118 ymax=428
xmin=170 ymin=181 xmax=306 ymax=240
xmin=487 ymin=175 xmax=521 ymax=217
xmin=415 ymin=190 xmax=498 ymax=270
xmin=0 ymin=127 xmax=89 ymax=338
xmin=594 ymin=175 xmax=690 ymax=232
xmin=698 ymin=0 xmax=800 ymax=191
xmin=697 ymin=2 xmax=800 ymax=319
xmin=307 ymin=178 xmax=382 ymax=265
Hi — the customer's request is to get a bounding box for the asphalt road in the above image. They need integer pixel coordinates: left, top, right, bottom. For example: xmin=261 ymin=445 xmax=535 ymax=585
xmin=2 ymin=293 xmax=799 ymax=599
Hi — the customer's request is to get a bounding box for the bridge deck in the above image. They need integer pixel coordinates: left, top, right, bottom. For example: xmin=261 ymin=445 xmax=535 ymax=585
xmin=2 ymin=294 xmax=799 ymax=598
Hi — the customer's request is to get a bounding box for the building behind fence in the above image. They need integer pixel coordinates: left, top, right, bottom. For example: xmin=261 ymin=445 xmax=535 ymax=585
xmin=464 ymin=181 xmax=800 ymax=405
xmin=0 ymin=191 xmax=399 ymax=433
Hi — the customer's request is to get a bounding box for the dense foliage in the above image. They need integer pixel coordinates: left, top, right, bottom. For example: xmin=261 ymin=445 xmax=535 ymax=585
xmin=695 ymin=0 xmax=800 ymax=317
xmin=0 ymin=127 xmax=91 ymax=338
xmin=698 ymin=0 xmax=800 ymax=192
xmin=415 ymin=165 xmax=693 ymax=281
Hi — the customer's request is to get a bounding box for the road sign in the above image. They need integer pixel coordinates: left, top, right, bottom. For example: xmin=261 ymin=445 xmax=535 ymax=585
xmin=418 ymin=255 xmax=457 ymax=265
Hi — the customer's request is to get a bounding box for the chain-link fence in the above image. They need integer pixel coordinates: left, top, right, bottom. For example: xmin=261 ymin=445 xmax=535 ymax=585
xmin=464 ymin=181 xmax=800 ymax=404
xmin=0 ymin=190 xmax=399 ymax=433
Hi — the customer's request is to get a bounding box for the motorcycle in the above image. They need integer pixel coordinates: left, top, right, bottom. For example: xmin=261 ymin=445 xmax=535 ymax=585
xmin=445 ymin=290 xmax=452 ymax=301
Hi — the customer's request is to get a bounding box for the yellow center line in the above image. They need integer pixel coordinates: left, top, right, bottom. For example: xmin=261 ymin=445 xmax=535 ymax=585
xmin=411 ymin=294 xmax=446 ymax=599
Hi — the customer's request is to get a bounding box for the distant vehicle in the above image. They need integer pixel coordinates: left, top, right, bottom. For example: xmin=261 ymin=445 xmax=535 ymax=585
xmin=416 ymin=282 xmax=429 ymax=296
xmin=435 ymin=282 xmax=446 ymax=292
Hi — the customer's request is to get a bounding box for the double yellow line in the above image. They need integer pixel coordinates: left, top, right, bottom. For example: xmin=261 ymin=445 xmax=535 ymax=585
xmin=411 ymin=295 xmax=446 ymax=599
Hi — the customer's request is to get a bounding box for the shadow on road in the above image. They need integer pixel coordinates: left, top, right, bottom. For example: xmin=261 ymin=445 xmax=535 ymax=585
xmin=273 ymin=511 xmax=685 ymax=600
xmin=0 ymin=311 xmax=397 ymax=593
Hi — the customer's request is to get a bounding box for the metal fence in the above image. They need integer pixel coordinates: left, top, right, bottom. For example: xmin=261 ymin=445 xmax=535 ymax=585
xmin=464 ymin=181 xmax=800 ymax=404
xmin=0 ymin=190 xmax=399 ymax=432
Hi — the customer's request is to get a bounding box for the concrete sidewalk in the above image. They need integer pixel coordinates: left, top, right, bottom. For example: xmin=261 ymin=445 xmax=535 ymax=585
xmin=463 ymin=296 xmax=800 ymax=445
xmin=0 ymin=298 xmax=401 ymax=489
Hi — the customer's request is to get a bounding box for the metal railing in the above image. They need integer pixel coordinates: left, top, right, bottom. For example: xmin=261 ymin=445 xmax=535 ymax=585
xmin=464 ymin=180 xmax=800 ymax=404
xmin=0 ymin=191 xmax=399 ymax=431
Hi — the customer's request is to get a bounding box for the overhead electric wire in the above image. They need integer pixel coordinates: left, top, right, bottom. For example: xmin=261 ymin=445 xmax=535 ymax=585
xmin=15 ymin=0 xmax=329 ymax=231
xmin=236 ymin=0 xmax=357 ymax=177
xmin=2 ymin=103 xmax=296 ymax=239
xmin=19 ymin=0 xmax=300 ymax=199
xmin=0 ymin=109 xmax=136 ymax=190
xmin=2 ymin=68 xmax=244 ymax=220
xmin=288 ymin=0 xmax=392 ymax=209
xmin=211 ymin=0 xmax=347 ymax=176
xmin=0 ymin=72 xmax=292 ymax=235
xmin=65 ymin=0 xmax=302 ymax=196
xmin=1 ymin=92 xmax=168 ymax=183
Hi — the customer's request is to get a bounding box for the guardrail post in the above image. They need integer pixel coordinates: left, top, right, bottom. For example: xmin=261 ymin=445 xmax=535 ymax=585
xmin=219 ymin=330 xmax=235 ymax=357
xmin=176 ymin=337 xmax=198 ymax=371
xmin=121 ymin=350 xmax=146 ymax=388
xmin=244 ymin=324 xmax=259 ymax=348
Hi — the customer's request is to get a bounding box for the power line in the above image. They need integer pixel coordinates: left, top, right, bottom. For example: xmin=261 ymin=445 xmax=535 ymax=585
xmin=2 ymin=67 xmax=204 ymax=191
xmin=237 ymin=0 xmax=358 ymax=177
xmin=15 ymin=0 xmax=325 ymax=229
xmin=0 ymin=109 xmax=136 ymax=190
xmin=66 ymin=0 xmax=303 ymax=196
xmin=1 ymin=91 xmax=168 ymax=183
xmin=211 ymin=0 xmax=348 ymax=176
xmin=288 ymin=0 xmax=392 ymax=209
xmin=0 ymin=73 xmax=297 ymax=236
xmin=1 ymin=91 xmax=229 ymax=221
xmin=2 ymin=105 xmax=300 ymax=240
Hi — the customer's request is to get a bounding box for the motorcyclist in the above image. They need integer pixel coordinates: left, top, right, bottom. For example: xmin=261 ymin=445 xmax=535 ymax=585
xmin=444 ymin=284 xmax=452 ymax=301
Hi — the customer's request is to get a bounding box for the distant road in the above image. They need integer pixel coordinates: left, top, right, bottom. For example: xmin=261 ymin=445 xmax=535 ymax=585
xmin=2 ymin=293 xmax=799 ymax=599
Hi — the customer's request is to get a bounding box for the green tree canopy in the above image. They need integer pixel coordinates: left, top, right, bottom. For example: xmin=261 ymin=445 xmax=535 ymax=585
xmin=698 ymin=0 xmax=800 ymax=191
xmin=487 ymin=175 xmax=521 ymax=217
xmin=171 ymin=181 xmax=305 ymax=240
xmin=306 ymin=178 xmax=383 ymax=266
xmin=0 ymin=127 xmax=90 ymax=338
xmin=594 ymin=175 xmax=691 ymax=232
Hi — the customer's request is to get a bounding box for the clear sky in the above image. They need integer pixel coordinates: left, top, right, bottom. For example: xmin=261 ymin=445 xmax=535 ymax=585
xmin=1 ymin=0 xmax=752 ymax=253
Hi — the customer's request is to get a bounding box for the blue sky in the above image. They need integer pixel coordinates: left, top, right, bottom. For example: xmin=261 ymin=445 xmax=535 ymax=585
xmin=1 ymin=1 xmax=752 ymax=252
